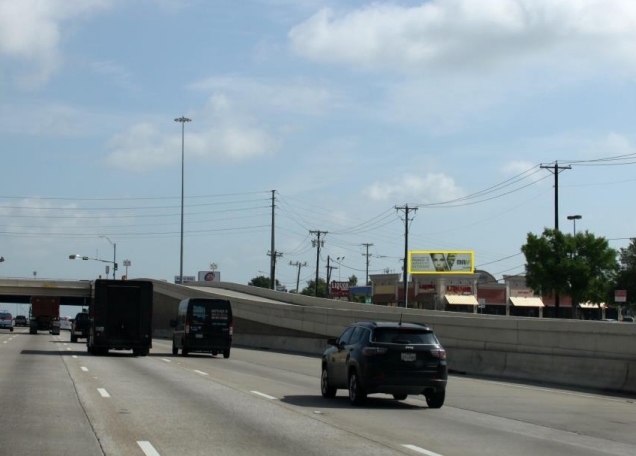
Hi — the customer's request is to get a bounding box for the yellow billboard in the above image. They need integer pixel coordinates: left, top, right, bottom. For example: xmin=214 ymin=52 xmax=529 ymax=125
xmin=409 ymin=251 xmax=474 ymax=274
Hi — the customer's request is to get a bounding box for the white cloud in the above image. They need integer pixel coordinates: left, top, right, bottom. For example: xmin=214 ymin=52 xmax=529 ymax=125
xmin=0 ymin=0 xmax=112 ymax=87
xmin=188 ymin=75 xmax=340 ymax=116
xmin=289 ymin=0 xmax=636 ymax=74
xmin=364 ymin=172 xmax=464 ymax=203
xmin=105 ymin=97 xmax=281 ymax=171
xmin=500 ymin=160 xmax=537 ymax=176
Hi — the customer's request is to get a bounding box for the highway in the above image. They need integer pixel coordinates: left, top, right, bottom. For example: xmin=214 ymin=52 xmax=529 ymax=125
xmin=1 ymin=328 xmax=635 ymax=456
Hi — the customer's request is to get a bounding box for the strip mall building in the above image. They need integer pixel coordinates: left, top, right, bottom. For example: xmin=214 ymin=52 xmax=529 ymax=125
xmin=369 ymin=271 xmax=609 ymax=319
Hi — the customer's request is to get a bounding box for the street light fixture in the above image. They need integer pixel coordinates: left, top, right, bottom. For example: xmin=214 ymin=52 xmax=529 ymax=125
xmin=175 ymin=116 xmax=192 ymax=286
xmin=567 ymin=215 xmax=582 ymax=235
xmin=337 ymin=256 xmax=345 ymax=282
xmin=69 ymin=254 xmax=116 ymax=277
xmin=99 ymin=235 xmax=117 ymax=279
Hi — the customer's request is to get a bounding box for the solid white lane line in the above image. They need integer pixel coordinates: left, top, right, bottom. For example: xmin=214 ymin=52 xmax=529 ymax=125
xmin=137 ymin=441 xmax=161 ymax=456
xmin=251 ymin=391 xmax=277 ymax=400
xmin=161 ymin=358 xmax=171 ymax=363
xmin=194 ymin=370 xmax=209 ymax=376
xmin=402 ymin=445 xmax=445 ymax=456
xmin=81 ymin=367 xmax=89 ymax=372
xmin=97 ymin=388 xmax=110 ymax=398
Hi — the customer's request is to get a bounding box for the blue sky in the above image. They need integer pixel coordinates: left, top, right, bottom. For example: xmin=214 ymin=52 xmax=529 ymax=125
xmin=1 ymin=0 xmax=636 ymax=293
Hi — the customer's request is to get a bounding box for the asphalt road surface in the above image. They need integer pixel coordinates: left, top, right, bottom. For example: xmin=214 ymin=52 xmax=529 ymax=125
xmin=1 ymin=328 xmax=635 ymax=456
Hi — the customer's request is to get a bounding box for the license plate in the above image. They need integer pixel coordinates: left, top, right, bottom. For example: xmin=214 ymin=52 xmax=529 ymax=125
xmin=196 ymin=334 xmax=203 ymax=338
xmin=401 ymin=353 xmax=416 ymax=362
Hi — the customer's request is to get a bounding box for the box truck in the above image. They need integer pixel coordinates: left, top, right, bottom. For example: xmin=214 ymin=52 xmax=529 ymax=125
xmin=30 ymin=296 xmax=60 ymax=335
xmin=87 ymin=279 xmax=153 ymax=356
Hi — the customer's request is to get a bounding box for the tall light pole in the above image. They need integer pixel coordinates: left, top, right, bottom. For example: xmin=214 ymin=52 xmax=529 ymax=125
xmin=567 ymin=214 xmax=582 ymax=235
xmin=99 ymin=235 xmax=116 ymax=279
xmin=175 ymin=116 xmax=191 ymax=285
xmin=337 ymin=256 xmax=345 ymax=281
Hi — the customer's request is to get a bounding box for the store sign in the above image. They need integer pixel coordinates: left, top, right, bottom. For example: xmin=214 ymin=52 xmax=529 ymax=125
xmin=615 ymin=289 xmax=627 ymax=303
xmin=409 ymin=251 xmax=474 ymax=274
xmin=330 ymin=281 xmax=349 ymax=297
xmin=174 ymin=275 xmax=196 ymax=284
xmin=198 ymin=271 xmax=221 ymax=282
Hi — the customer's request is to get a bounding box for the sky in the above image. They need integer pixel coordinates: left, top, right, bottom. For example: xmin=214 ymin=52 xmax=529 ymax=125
xmin=1 ymin=0 xmax=636 ymax=297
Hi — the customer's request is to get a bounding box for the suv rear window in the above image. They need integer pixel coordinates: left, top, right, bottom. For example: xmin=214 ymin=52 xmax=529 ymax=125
xmin=75 ymin=313 xmax=89 ymax=321
xmin=372 ymin=328 xmax=439 ymax=345
xmin=0 ymin=312 xmax=11 ymax=319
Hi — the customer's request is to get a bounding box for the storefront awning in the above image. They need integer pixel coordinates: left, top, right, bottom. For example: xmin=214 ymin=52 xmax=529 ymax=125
xmin=445 ymin=295 xmax=479 ymax=306
xmin=510 ymin=296 xmax=544 ymax=307
xmin=579 ymin=302 xmax=606 ymax=309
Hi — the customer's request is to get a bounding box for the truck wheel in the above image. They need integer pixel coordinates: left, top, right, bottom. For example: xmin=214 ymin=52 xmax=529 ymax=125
xmin=223 ymin=348 xmax=230 ymax=359
xmin=181 ymin=347 xmax=189 ymax=357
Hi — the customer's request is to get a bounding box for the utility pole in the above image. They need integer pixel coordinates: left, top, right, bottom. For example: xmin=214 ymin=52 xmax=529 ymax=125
xmin=361 ymin=243 xmax=373 ymax=286
xmin=396 ymin=205 xmax=418 ymax=308
xmin=289 ymin=261 xmax=307 ymax=293
xmin=326 ymin=256 xmax=338 ymax=298
xmin=269 ymin=190 xmax=277 ymax=289
xmin=310 ymin=230 xmax=327 ymax=297
xmin=540 ymin=161 xmax=571 ymax=317
xmin=267 ymin=250 xmax=283 ymax=289
xmin=540 ymin=161 xmax=571 ymax=231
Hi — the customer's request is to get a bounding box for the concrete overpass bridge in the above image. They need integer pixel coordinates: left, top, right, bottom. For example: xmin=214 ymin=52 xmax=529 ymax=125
xmin=0 ymin=277 xmax=634 ymax=395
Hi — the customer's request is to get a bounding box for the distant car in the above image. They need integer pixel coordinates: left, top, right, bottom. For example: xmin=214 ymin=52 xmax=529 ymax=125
xmin=71 ymin=312 xmax=90 ymax=343
xmin=622 ymin=316 xmax=634 ymax=323
xmin=0 ymin=311 xmax=14 ymax=332
xmin=14 ymin=315 xmax=27 ymax=327
xmin=59 ymin=316 xmax=73 ymax=331
xmin=321 ymin=321 xmax=447 ymax=407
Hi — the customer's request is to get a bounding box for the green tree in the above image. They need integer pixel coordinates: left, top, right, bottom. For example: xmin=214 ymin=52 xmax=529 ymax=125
xmin=521 ymin=228 xmax=618 ymax=316
xmin=614 ymin=239 xmax=636 ymax=312
xmin=301 ymin=278 xmax=327 ymax=297
xmin=348 ymin=275 xmax=358 ymax=286
xmin=248 ymin=275 xmax=280 ymax=289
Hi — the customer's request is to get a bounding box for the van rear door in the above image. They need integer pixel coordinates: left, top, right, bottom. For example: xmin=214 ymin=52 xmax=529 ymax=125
xmin=188 ymin=299 xmax=232 ymax=347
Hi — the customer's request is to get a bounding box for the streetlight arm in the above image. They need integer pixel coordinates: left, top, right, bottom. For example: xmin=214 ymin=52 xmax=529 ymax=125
xmin=69 ymin=254 xmax=114 ymax=264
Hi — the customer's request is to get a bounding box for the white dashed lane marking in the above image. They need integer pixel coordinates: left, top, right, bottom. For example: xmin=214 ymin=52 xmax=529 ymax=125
xmin=402 ymin=444 xmax=445 ymax=456
xmin=97 ymin=388 xmax=110 ymax=398
xmin=137 ymin=441 xmax=161 ymax=456
xmin=251 ymin=391 xmax=277 ymax=400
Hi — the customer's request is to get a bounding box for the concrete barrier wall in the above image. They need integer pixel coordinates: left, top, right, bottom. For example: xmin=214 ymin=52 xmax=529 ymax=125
xmin=149 ymin=280 xmax=636 ymax=394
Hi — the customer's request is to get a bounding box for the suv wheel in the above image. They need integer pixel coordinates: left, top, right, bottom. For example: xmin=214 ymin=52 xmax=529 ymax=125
xmin=321 ymin=366 xmax=337 ymax=398
xmin=348 ymin=371 xmax=367 ymax=405
xmin=172 ymin=342 xmax=178 ymax=355
xmin=425 ymin=390 xmax=445 ymax=409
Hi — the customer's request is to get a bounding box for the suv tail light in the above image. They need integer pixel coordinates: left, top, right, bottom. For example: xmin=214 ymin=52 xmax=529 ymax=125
xmin=431 ymin=348 xmax=446 ymax=360
xmin=362 ymin=347 xmax=388 ymax=356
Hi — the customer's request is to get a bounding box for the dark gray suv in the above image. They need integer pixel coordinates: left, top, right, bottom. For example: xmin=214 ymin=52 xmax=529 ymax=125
xmin=321 ymin=321 xmax=447 ymax=407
